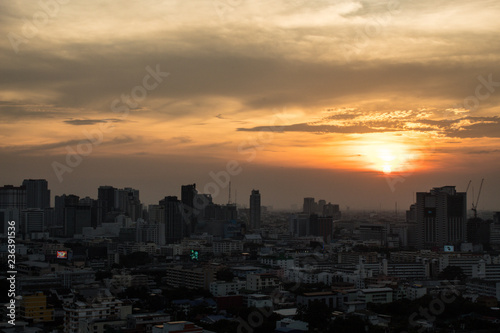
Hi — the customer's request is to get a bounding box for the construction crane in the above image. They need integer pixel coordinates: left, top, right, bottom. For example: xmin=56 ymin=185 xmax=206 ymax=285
xmin=471 ymin=178 xmax=484 ymax=219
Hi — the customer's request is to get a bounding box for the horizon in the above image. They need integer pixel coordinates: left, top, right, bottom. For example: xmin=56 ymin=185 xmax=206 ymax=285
xmin=1 ymin=1 xmax=499 ymax=212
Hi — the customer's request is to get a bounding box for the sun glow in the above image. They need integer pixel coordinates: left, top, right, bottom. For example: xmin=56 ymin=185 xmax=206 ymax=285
xmin=347 ymin=136 xmax=426 ymax=174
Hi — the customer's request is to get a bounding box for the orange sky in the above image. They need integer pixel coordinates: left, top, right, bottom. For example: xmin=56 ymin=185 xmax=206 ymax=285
xmin=1 ymin=0 xmax=500 ymax=210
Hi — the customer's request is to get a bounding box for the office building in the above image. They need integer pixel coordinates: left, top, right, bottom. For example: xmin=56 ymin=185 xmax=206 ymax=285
xmin=309 ymin=214 xmax=334 ymax=242
xmin=181 ymin=183 xmax=198 ymax=233
xmin=415 ymin=186 xmax=467 ymax=248
xmin=0 ymin=184 xmax=26 ymax=210
xmin=20 ymin=292 xmax=54 ymax=323
xmin=22 ymin=179 xmax=50 ymax=209
xmin=98 ymin=185 xmax=116 ymax=224
xmin=249 ymin=189 xmax=261 ymax=230
xmin=303 ymin=197 xmax=315 ymax=215
xmin=21 ymin=208 xmax=45 ymax=237
xmin=323 ymin=203 xmax=341 ymax=219
xmin=160 ymin=196 xmax=184 ymax=244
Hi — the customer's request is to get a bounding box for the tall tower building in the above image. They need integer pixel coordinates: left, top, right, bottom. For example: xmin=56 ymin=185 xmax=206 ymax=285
xmin=416 ymin=186 xmax=466 ymax=249
xmin=160 ymin=196 xmax=184 ymax=244
xmin=249 ymin=190 xmax=261 ymax=230
xmin=22 ymin=179 xmax=50 ymax=209
xmin=303 ymin=197 xmax=315 ymax=215
xmin=181 ymin=184 xmax=198 ymax=234
xmin=97 ymin=186 xmax=116 ymax=224
xmin=115 ymin=187 xmax=141 ymax=221
xmin=21 ymin=209 xmax=45 ymax=238
xmin=0 ymin=185 xmax=26 ymax=210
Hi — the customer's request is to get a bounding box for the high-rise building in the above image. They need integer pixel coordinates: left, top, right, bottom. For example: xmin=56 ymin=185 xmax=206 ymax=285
xmin=249 ymin=189 xmax=261 ymax=230
xmin=22 ymin=179 xmax=50 ymax=209
xmin=160 ymin=196 xmax=184 ymax=244
xmin=21 ymin=209 xmax=45 ymax=238
xmin=97 ymin=186 xmax=116 ymax=224
xmin=303 ymin=197 xmax=315 ymax=215
xmin=0 ymin=185 xmax=26 ymax=210
xmin=289 ymin=213 xmax=309 ymax=237
xmin=181 ymin=184 xmax=198 ymax=233
xmin=181 ymin=184 xmax=197 ymax=208
xmin=0 ymin=208 xmax=20 ymax=235
xmin=415 ymin=186 xmax=467 ymax=249
xmin=309 ymin=214 xmax=334 ymax=242
xmin=64 ymin=205 xmax=92 ymax=237
xmin=115 ymin=187 xmax=142 ymax=221
xmin=323 ymin=203 xmax=341 ymax=219
xmin=55 ymin=194 xmax=80 ymax=227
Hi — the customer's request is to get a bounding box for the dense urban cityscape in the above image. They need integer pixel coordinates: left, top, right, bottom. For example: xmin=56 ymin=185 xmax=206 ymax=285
xmin=1 ymin=179 xmax=500 ymax=332
xmin=2 ymin=1 xmax=500 ymax=332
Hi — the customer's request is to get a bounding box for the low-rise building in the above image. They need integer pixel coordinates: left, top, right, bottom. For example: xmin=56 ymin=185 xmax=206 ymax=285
xmin=209 ymin=279 xmax=246 ymax=296
xmin=246 ymin=294 xmax=272 ymax=308
xmin=63 ymin=296 xmax=132 ymax=333
xmin=246 ymin=273 xmax=280 ymax=291
xmin=152 ymin=321 xmax=203 ymax=333
xmin=357 ymin=288 xmax=393 ymax=304
xmin=20 ymin=292 xmax=54 ymax=323
xmin=467 ymin=279 xmax=500 ymax=301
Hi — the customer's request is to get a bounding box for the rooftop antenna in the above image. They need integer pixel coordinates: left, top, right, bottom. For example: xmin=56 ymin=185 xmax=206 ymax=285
xmin=228 ymin=181 xmax=231 ymax=204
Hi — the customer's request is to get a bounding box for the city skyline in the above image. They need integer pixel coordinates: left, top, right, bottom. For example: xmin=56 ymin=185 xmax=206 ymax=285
xmin=1 ymin=1 xmax=500 ymax=210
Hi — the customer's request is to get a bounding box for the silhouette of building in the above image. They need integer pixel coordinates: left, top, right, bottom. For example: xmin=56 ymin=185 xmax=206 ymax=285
xmin=309 ymin=214 xmax=334 ymax=242
xmin=160 ymin=196 xmax=184 ymax=244
xmin=181 ymin=183 xmax=198 ymax=233
xmin=0 ymin=185 xmax=26 ymax=210
xmin=21 ymin=208 xmax=45 ymax=238
xmin=249 ymin=190 xmax=261 ymax=230
xmin=115 ymin=187 xmax=142 ymax=221
xmin=415 ymin=186 xmax=467 ymax=249
xmin=323 ymin=203 xmax=341 ymax=219
xmin=98 ymin=185 xmax=116 ymax=224
xmin=22 ymin=179 xmax=50 ymax=209
xmin=303 ymin=197 xmax=315 ymax=215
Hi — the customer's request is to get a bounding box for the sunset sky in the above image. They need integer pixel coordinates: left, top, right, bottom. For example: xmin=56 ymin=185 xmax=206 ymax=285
xmin=1 ymin=0 xmax=500 ymax=211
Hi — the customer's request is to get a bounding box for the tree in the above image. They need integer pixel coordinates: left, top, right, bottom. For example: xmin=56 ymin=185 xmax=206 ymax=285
xmin=438 ymin=266 xmax=467 ymax=281
xmin=329 ymin=316 xmax=369 ymax=333
xmin=301 ymin=300 xmax=331 ymax=331
xmin=120 ymin=251 xmax=151 ymax=268
xmin=216 ymin=268 xmax=234 ymax=282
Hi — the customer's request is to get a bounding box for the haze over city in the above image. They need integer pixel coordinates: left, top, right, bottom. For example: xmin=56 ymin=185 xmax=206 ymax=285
xmin=1 ymin=1 xmax=500 ymax=210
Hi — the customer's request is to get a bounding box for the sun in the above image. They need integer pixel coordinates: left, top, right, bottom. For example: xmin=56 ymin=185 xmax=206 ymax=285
xmin=379 ymin=149 xmax=395 ymax=174
xmin=382 ymin=164 xmax=392 ymax=174
xmin=359 ymin=142 xmax=416 ymax=174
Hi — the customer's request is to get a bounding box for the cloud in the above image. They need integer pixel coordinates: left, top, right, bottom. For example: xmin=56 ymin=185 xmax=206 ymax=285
xmin=2 ymin=135 xmax=137 ymax=155
xmin=63 ymin=118 xmax=125 ymax=126
xmin=237 ymin=110 xmax=500 ymax=138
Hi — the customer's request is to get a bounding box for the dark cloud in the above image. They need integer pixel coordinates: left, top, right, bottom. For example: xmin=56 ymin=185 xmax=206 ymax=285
xmin=238 ymin=122 xmax=398 ymax=134
xmin=63 ymin=118 xmax=124 ymax=126
xmin=237 ymin=113 xmax=500 ymax=138
xmin=3 ymin=136 xmax=136 ymax=155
